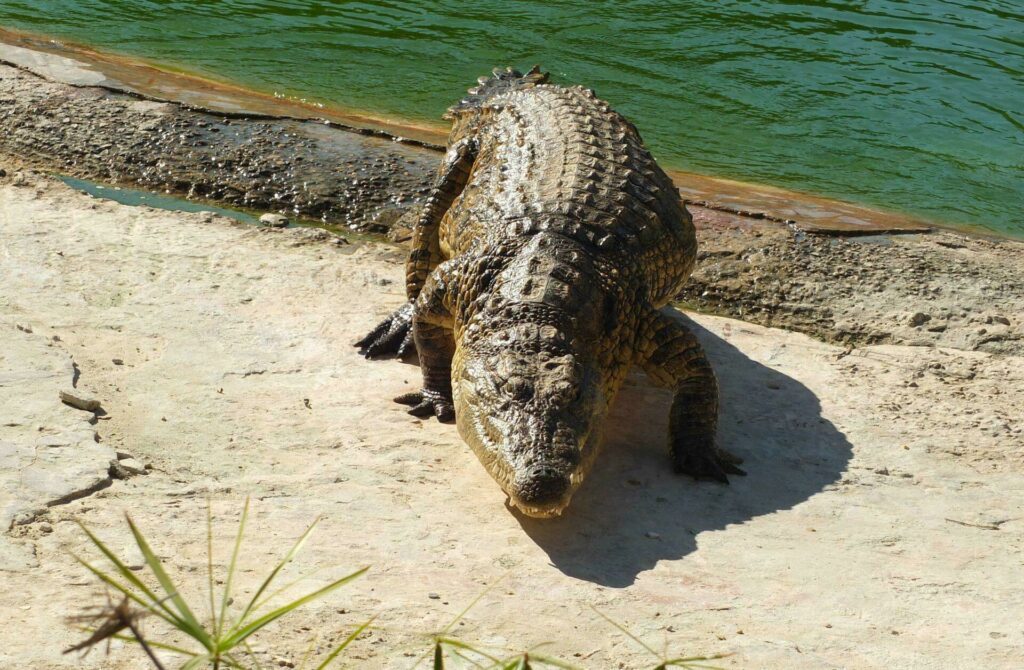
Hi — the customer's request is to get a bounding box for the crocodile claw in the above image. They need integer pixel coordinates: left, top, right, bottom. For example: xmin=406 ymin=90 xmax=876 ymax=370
xmin=673 ymin=447 xmax=746 ymax=483
xmin=355 ymin=302 xmax=415 ymax=359
xmin=395 ymin=389 xmax=455 ymax=423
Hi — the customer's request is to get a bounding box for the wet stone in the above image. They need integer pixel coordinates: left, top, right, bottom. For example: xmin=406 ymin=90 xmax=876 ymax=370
xmin=259 ymin=213 xmax=289 ymax=227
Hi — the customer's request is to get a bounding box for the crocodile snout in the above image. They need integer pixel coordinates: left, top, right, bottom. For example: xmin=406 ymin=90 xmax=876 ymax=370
xmin=511 ymin=463 xmax=573 ymax=516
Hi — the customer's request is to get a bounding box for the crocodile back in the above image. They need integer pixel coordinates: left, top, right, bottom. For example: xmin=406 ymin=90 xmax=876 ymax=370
xmin=440 ymin=83 xmax=697 ymax=307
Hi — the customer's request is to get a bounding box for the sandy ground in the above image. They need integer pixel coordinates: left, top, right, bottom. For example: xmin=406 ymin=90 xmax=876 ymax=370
xmin=1 ymin=173 xmax=1023 ymax=669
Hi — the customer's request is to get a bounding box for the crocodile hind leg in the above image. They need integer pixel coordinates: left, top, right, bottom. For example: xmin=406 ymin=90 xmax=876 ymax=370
xmin=393 ymin=259 xmax=464 ymax=422
xmin=638 ymin=307 xmax=745 ymax=482
xmin=355 ymin=137 xmax=477 ymax=359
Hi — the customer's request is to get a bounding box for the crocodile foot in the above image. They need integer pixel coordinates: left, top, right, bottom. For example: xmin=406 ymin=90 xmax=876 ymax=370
xmin=355 ymin=302 xmax=415 ymax=359
xmin=673 ymin=445 xmax=746 ymax=483
xmin=395 ymin=389 xmax=455 ymax=423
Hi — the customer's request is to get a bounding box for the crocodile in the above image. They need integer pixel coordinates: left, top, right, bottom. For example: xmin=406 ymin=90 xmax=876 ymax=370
xmin=356 ymin=66 xmax=743 ymax=517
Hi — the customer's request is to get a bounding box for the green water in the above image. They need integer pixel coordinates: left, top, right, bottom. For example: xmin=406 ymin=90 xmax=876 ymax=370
xmin=3 ymin=1 xmax=1022 ymax=237
xmin=58 ymin=175 xmax=261 ymax=224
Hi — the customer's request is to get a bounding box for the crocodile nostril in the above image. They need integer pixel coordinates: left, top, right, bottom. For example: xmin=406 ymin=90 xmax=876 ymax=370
xmin=513 ymin=466 xmax=571 ymax=507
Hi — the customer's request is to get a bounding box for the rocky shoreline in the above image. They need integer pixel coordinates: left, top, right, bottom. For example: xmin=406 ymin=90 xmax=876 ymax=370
xmin=0 ymin=62 xmax=437 ymax=232
xmin=1 ymin=59 xmax=1021 ymax=355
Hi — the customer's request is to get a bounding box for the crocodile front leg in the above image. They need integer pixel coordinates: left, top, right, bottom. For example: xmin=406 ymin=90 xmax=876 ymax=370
xmin=394 ymin=259 xmax=463 ymax=423
xmin=355 ymin=137 xmax=477 ymax=359
xmin=638 ymin=307 xmax=745 ymax=482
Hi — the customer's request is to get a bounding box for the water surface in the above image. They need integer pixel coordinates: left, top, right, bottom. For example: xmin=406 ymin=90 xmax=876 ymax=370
xmin=3 ymin=1 xmax=1022 ymax=236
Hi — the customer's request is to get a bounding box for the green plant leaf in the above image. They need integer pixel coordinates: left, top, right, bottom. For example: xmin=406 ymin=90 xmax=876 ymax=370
xmin=251 ymin=564 xmax=331 ymax=615
xmin=241 ymin=640 xmax=267 ymax=670
xmin=75 ymin=522 xmax=183 ymax=626
xmin=110 ymin=631 xmax=200 ymax=658
xmin=180 ymin=653 xmax=214 ymax=670
xmin=126 ymin=514 xmax=213 ymax=650
xmin=662 ymin=651 xmax=731 ymax=668
xmin=590 ymin=606 xmax=659 ymax=658
xmin=516 ymin=653 xmax=578 ymax=669
xmin=69 ymin=552 xmax=181 ymax=630
xmin=220 ymin=566 xmax=368 ymax=651
xmin=449 ymin=646 xmax=489 ymax=668
xmin=233 ymin=516 xmax=322 ymax=627
xmin=218 ymin=496 xmax=250 ymax=638
xmin=207 ymin=499 xmax=217 ymax=635
xmin=434 ymin=640 xmax=444 ymax=670
xmin=437 ymin=638 xmax=500 ymax=664
xmin=314 ymin=616 xmax=375 ymax=670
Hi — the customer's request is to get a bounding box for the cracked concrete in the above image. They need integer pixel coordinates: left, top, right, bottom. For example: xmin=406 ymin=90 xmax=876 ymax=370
xmin=0 ymin=321 xmax=113 ymax=568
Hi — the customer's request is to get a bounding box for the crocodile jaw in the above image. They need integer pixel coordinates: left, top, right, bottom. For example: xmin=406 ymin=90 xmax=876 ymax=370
xmin=454 ymin=389 xmax=601 ymax=518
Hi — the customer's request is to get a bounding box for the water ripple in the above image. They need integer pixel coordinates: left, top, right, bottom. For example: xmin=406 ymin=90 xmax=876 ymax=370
xmin=0 ymin=0 xmax=1021 ymax=236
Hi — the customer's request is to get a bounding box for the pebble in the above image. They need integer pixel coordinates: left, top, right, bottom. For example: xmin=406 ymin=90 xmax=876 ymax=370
xmin=259 ymin=213 xmax=289 ymax=227
xmin=112 ymin=358 xmax=124 ymax=365
xmin=908 ymin=312 xmax=931 ymax=327
xmin=119 ymin=458 xmax=148 ymax=475
xmin=428 ymin=592 xmax=441 ymax=599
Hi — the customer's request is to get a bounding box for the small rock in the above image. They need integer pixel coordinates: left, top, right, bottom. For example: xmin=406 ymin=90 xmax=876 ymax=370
xmin=120 ymin=458 xmax=148 ymax=474
xmin=274 ymin=657 xmax=295 ymax=668
xmin=259 ymin=213 xmax=289 ymax=227
xmin=16 ymin=323 xmax=32 ymax=333
xmin=12 ymin=171 xmax=27 ymax=186
xmin=908 ymin=312 xmax=931 ymax=327
xmin=112 ymin=358 xmax=124 ymax=365
xmin=645 ymin=531 xmax=662 ymax=540
xmin=59 ymin=389 xmax=101 ymax=412
xmin=991 ymin=315 xmax=1011 ymax=326
xmin=428 ymin=593 xmax=441 ymax=599
xmin=926 ymin=323 xmax=947 ymax=333
xmin=39 ymin=523 xmax=53 ymax=533
xmin=110 ymin=458 xmax=149 ymax=478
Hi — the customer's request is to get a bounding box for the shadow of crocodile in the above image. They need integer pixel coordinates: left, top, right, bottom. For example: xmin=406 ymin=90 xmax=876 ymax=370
xmin=515 ymin=314 xmax=853 ymax=587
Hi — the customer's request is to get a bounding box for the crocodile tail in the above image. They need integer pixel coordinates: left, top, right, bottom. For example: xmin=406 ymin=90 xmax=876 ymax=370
xmin=444 ymin=65 xmax=550 ymax=119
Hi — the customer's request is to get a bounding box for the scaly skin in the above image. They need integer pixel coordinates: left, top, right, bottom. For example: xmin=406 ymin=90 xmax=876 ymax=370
xmin=356 ymin=67 xmax=743 ymax=517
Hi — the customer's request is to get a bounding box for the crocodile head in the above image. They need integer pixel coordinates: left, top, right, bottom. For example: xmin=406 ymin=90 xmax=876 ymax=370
xmin=452 ymin=300 xmax=610 ymax=518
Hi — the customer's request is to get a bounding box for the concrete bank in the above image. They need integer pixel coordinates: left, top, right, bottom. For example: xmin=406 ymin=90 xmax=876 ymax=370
xmin=1 ymin=171 xmax=1023 ymax=668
